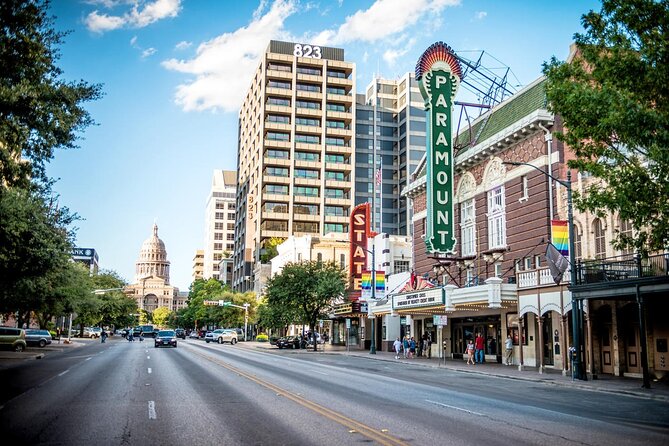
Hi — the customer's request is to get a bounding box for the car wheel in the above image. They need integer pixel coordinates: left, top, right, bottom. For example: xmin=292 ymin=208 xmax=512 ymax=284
xmin=218 ymin=337 xmax=223 ymax=344
xmin=39 ymin=339 xmax=46 ymax=348
xmin=231 ymin=338 xmax=237 ymax=345
xmin=15 ymin=344 xmax=25 ymax=352
xmin=206 ymin=339 xmax=210 ymax=343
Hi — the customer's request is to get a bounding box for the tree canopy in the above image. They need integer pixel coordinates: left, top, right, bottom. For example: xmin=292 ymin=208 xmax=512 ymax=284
xmin=543 ymin=0 xmax=669 ymax=255
xmin=264 ymin=261 xmax=346 ymax=350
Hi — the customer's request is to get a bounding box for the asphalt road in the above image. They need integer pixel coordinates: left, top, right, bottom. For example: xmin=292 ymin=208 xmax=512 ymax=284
xmin=1 ymin=338 xmax=668 ymax=445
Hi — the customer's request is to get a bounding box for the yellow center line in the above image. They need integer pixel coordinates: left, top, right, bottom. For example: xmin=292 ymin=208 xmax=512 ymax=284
xmin=187 ymin=345 xmax=408 ymax=446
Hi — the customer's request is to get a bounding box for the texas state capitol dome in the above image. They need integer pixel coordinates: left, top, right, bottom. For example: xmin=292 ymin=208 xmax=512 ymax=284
xmin=124 ymin=223 xmax=186 ymax=314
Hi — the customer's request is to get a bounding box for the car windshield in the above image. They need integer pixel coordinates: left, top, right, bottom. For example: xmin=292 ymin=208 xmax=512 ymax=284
xmin=158 ymin=331 xmax=175 ymax=336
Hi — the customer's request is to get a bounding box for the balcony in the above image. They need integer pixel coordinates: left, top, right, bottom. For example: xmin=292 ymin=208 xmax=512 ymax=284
xmin=263 ymin=156 xmax=291 ymax=167
xmin=264 ymin=138 xmax=291 ymax=149
xmin=326 ymin=109 xmax=352 ymax=120
xmin=575 ymin=253 xmax=669 ymax=285
xmin=261 ymin=211 xmax=289 ymax=220
xmin=261 ymin=229 xmax=288 ymax=238
xmin=265 ymin=121 xmax=291 ymax=132
xmin=516 ymin=268 xmax=570 ymax=289
xmin=294 ymin=159 xmax=320 ymax=169
xmin=265 ymin=87 xmax=292 ymax=97
xmin=296 ymin=90 xmax=322 ymax=100
xmin=265 ymin=104 xmax=292 ymax=114
xmin=326 ymin=93 xmax=352 ymax=102
xmin=325 ymin=144 xmax=352 ymax=155
xmin=297 ymin=73 xmax=323 ymax=83
xmin=294 ymin=177 xmax=320 ymax=187
xmin=295 ymin=141 xmax=322 ymax=152
xmin=293 ymin=194 xmax=320 ymax=204
xmin=324 ymin=196 xmax=350 ymax=205
xmin=327 ymin=76 xmax=353 ymax=87
xmin=263 ymin=174 xmax=290 ymax=184
xmin=325 ymin=127 xmax=352 ymax=137
xmin=295 ymin=107 xmax=322 ymax=118
xmin=295 ymin=124 xmax=322 ymax=135
xmin=266 ymin=69 xmax=292 ymax=80
xmin=324 ymin=215 xmax=348 ymax=224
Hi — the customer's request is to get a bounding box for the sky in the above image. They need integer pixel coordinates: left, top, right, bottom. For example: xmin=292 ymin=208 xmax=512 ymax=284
xmin=47 ymin=0 xmax=601 ymax=291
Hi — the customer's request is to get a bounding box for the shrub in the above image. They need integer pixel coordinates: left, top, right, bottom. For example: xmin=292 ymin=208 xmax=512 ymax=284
xmin=256 ymin=333 xmax=269 ymax=342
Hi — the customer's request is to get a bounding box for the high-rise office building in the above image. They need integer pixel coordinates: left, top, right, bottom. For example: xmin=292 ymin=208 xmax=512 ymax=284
xmin=192 ymin=249 xmax=204 ymax=281
xmin=355 ymin=74 xmax=427 ymax=236
xmin=233 ymin=40 xmax=356 ymax=291
xmin=204 ymin=170 xmax=237 ymax=281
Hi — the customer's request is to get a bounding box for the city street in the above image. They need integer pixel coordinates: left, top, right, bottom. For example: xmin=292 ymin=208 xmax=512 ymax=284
xmin=1 ymin=338 xmax=668 ymax=445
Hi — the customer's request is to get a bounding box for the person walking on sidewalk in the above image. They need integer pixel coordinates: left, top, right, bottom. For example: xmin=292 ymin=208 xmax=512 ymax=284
xmin=409 ymin=337 xmax=416 ymax=359
xmin=505 ymin=334 xmax=513 ymax=365
xmin=466 ymin=339 xmax=475 ymax=364
xmin=393 ymin=337 xmax=402 ymax=359
xmin=402 ymin=336 xmax=409 ymax=359
xmin=475 ymin=333 xmax=485 ymax=364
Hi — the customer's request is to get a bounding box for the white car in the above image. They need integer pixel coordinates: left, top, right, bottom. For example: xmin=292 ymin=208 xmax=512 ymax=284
xmin=205 ymin=329 xmax=238 ymax=345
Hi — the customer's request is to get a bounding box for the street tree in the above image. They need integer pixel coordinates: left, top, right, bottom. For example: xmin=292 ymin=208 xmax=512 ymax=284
xmin=93 ymin=270 xmax=137 ymax=330
xmin=260 ymin=237 xmax=284 ymax=263
xmin=33 ymin=261 xmax=92 ymax=330
xmin=265 ymin=261 xmax=346 ymax=351
xmin=0 ymin=0 xmax=102 ymax=188
xmin=543 ymin=0 xmax=669 ymax=255
xmin=152 ymin=307 xmax=171 ymax=328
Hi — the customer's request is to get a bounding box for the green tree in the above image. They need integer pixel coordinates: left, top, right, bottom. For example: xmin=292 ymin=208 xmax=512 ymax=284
xmin=260 ymin=237 xmax=284 ymax=263
xmin=0 ymin=0 xmax=102 ymax=188
xmin=152 ymin=307 xmax=171 ymax=328
xmin=92 ymin=270 xmax=136 ymax=330
xmin=543 ymin=0 xmax=669 ymax=255
xmin=265 ymin=261 xmax=346 ymax=351
xmin=33 ymin=261 xmax=91 ymax=329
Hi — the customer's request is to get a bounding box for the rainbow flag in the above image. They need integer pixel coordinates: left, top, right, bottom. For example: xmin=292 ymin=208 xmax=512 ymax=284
xmin=551 ymin=220 xmax=569 ymax=257
xmin=361 ymin=272 xmax=372 ymax=290
xmin=375 ymin=271 xmax=385 ymax=292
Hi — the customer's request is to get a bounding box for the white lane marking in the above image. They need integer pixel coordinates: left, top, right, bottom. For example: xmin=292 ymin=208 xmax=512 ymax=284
xmin=148 ymin=368 xmax=152 ymax=374
xmin=425 ymin=399 xmax=484 ymax=416
xmin=148 ymin=401 xmax=156 ymax=419
xmin=58 ymin=370 xmax=69 ymax=377
xmin=309 ymin=369 xmax=329 ymax=376
xmin=147 ymin=356 xmax=150 ymax=359
xmin=85 ymin=357 xmax=92 ymax=361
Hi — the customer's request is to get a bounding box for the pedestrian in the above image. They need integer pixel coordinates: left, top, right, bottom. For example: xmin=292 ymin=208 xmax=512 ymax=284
xmin=56 ymin=327 xmax=61 ymax=344
xmin=409 ymin=337 xmax=416 ymax=359
xmin=466 ymin=339 xmax=475 ymax=364
xmin=426 ymin=333 xmax=432 ymax=359
xmin=505 ymin=334 xmax=513 ymax=365
xmin=101 ymin=329 xmax=107 ymax=343
xmin=393 ymin=337 xmax=402 ymax=359
xmin=139 ymin=330 xmax=144 ymax=342
xmin=402 ymin=336 xmax=409 ymax=359
xmin=475 ymin=333 xmax=485 ymax=364
xmin=128 ymin=329 xmax=134 ymax=342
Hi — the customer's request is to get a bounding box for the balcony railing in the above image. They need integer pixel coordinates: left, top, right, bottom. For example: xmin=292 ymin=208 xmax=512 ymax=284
xmin=574 ymin=253 xmax=669 ymax=285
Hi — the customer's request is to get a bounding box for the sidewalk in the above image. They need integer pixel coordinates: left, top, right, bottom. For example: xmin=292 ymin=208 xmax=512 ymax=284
xmin=240 ymin=341 xmax=669 ymax=402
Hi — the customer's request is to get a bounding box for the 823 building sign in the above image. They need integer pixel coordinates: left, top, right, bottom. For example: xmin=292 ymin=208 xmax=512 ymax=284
xmin=294 ymin=43 xmax=322 ymax=59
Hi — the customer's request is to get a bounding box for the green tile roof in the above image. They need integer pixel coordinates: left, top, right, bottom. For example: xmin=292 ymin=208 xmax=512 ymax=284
xmin=454 ymin=78 xmax=548 ymax=155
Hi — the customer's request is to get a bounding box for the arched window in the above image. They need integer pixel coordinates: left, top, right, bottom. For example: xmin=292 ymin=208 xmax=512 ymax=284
xmin=593 ymin=218 xmax=606 ymax=259
xmin=574 ymin=224 xmax=583 ymax=261
xmin=618 ymin=217 xmax=634 ymax=256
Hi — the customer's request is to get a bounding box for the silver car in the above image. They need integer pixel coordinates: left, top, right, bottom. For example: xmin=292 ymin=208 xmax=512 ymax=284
xmin=25 ymin=329 xmax=52 ymax=348
xmin=205 ymin=329 xmax=238 ymax=345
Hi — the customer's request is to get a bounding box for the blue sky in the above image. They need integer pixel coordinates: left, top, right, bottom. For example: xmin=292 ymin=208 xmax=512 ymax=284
xmin=47 ymin=0 xmax=600 ymax=290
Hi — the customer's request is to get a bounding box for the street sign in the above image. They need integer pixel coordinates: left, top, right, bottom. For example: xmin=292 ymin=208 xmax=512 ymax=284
xmin=433 ymin=315 xmax=448 ymax=326
xmin=346 ymin=318 xmax=351 ymax=329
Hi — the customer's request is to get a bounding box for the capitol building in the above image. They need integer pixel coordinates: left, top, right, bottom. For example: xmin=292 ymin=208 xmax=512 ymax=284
xmin=124 ymin=224 xmax=187 ymax=314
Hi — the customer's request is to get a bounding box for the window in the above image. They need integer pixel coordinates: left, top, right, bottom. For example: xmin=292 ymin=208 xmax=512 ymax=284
xmin=325 ymin=188 xmax=345 ymax=198
xmin=619 ymin=218 xmax=634 ymax=255
xmin=324 ymin=223 xmax=345 ymax=233
xmin=227 ymin=213 xmax=235 ymax=220
xmin=214 ymin=233 xmax=223 ymax=240
xmin=487 ymin=186 xmax=506 ymax=249
xmin=575 ymin=224 xmax=583 ymax=261
xmin=215 ymin=222 xmax=224 ymax=230
xmin=295 ymin=117 xmax=320 ymax=127
xmin=215 ymin=212 xmax=224 ymax=220
xmin=264 ymin=202 xmax=288 ymax=213
xmin=325 ymin=206 xmax=346 ymax=216
xmin=267 ymin=97 xmax=290 ymax=106
xmin=317 ymin=253 xmax=323 ymax=262
xmin=340 ymin=253 xmax=345 ymax=269
xmin=226 ymin=233 xmax=234 ymax=240
xmin=294 ymin=222 xmax=319 ymax=233
xmin=534 ymin=255 xmax=542 ymax=268
xmin=268 ymin=80 xmax=291 ymax=89
xmin=295 ymin=151 xmax=319 ymax=161
xmin=294 ymin=204 xmax=319 ymax=215
xmin=266 ymin=149 xmax=289 ymax=159
xmin=295 ymin=134 xmax=320 ymax=144
xmin=326 ymin=103 xmax=346 ymax=112
xmin=495 ymin=263 xmax=503 ymax=277
xmin=325 ymin=154 xmax=345 ymax=163
xmin=394 ymin=260 xmax=410 ymax=273
xmin=524 ymin=258 xmax=532 ymax=270
xmin=267 ymin=115 xmax=290 ymax=124
xmin=226 ymin=244 xmax=234 ymax=251
xmin=326 ymin=120 xmax=345 ymax=129
xmin=325 ymin=137 xmax=345 ymax=146
xmin=325 ymin=171 xmax=345 ymax=181
xmin=295 ymin=169 xmax=319 ymax=179
xmin=327 ymin=87 xmax=346 ymax=95
xmin=216 ymin=202 xmax=225 ymax=209
xmin=296 ymin=83 xmax=321 ymax=92
xmin=266 ymin=167 xmax=289 ymax=177
xmin=297 ymin=66 xmax=321 ymax=76
xmin=267 ymin=132 xmax=289 ymax=141
xmin=460 ymin=198 xmax=476 ymax=256
xmin=294 ymin=186 xmax=319 ymax=197
xmin=327 ymin=70 xmax=346 ymax=78
xmin=227 ymin=223 xmax=234 ymax=230
xmin=214 ymin=243 xmax=223 ymax=250
xmin=265 ymin=185 xmax=288 ymax=195
xmin=296 ymin=100 xmax=320 ymax=110
xmin=520 ymin=175 xmax=529 ymax=200
xmin=594 ymin=218 xmax=606 ymax=259
xmin=268 ymin=63 xmax=291 ymax=72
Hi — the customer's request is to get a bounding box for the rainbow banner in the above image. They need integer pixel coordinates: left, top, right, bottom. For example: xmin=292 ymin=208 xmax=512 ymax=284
xmin=361 ymin=272 xmax=372 ymax=291
xmin=551 ymin=220 xmax=569 ymax=257
xmin=375 ymin=271 xmax=386 ymax=295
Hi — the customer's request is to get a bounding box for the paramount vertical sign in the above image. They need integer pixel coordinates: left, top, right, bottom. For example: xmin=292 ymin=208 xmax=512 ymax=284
xmin=416 ymin=42 xmax=462 ymax=254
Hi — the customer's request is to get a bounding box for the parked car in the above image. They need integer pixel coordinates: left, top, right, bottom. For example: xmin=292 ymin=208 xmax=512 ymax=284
xmin=0 ymin=327 xmax=27 ymax=352
xmin=276 ymin=335 xmax=304 ymax=349
xmin=205 ymin=329 xmax=238 ymax=345
xmin=306 ymin=332 xmax=325 ymax=346
xmin=154 ymin=330 xmax=177 ymax=348
xmin=175 ymin=328 xmax=186 ymax=339
xmin=83 ymin=327 xmax=102 ymax=338
xmin=25 ymin=329 xmax=53 ymax=348
xmin=188 ymin=330 xmax=200 ymax=339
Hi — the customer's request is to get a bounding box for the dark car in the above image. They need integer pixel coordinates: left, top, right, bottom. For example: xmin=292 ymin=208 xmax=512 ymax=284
xmin=25 ymin=329 xmax=52 ymax=348
xmin=276 ymin=335 xmax=304 ymax=349
xmin=175 ymin=328 xmax=186 ymax=339
xmin=154 ymin=330 xmax=177 ymax=348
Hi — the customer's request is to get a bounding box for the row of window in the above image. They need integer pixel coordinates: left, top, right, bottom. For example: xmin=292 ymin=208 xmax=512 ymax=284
xmin=214 ymin=222 xmax=235 ymax=231
xmin=264 ymin=185 xmax=348 ymax=198
xmin=266 ymin=97 xmax=351 ymax=113
xmin=214 ymin=232 xmax=235 ymax=241
xmin=266 ymin=132 xmax=348 ymax=146
xmin=267 ymin=63 xmax=349 ymax=79
xmin=263 ymin=202 xmax=348 ymax=217
xmin=265 ymin=168 xmax=348 ymax=179
xmin=215 ymin=212 xmax=236 ymax=221
xmin=260 ymin=221 xmax=348 ymax=234
xmin=267 ymin=115 xmax=349 ymax=129
xmin=265 ymin=150 xmax=348 ymax=164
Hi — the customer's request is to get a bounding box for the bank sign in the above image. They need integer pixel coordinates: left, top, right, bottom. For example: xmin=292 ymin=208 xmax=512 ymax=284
xmin=416 ymin=42 xmax=462 ymax=254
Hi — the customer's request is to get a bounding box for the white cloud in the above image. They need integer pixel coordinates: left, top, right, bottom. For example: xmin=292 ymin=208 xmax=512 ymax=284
xmin=142 ymin=48 xmax=157 ymax=58
xmin=474 ymin=11 xmax=487 ymax=20
xmin=130 ymin=35 xmax=138 ymax=46
xmin=313 ymin=0 xmax=460 ymax=45
xmin=162 ymin=0 xmax=296 ymax=112
xmin=85 ymin=0 xmax=182 ymax=33
xmin=362 ymin=51 xmax=369 ymax=63
xmin=382 ymin=37 xmax=416 ymax=67
xmin=174 ymin=40 xmax=192 ymax=50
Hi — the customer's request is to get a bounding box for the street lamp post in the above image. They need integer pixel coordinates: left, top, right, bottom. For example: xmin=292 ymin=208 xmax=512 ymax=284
xmin=221 ymin=301 xmax=250 ymax=341
xmin=502 ymin=161 xmax=585 ymax=380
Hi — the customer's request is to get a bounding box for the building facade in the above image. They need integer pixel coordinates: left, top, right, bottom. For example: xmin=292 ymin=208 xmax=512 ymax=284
xmin=124 ymin=224 xmax=186 ymax=314
xmin=192 ymin=249 xmax=204 ymax=281
xmin=232 ymin=40 xmax=356 ymax=292
xmin=204 ymin=170 xmax=237 ymax=281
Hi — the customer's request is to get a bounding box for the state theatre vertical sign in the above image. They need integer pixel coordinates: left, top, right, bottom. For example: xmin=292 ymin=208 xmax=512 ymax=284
xmin=416 ymin=42 xmax=462 ymax=254
xmin=349 ymin=203 xmax=371 ymax=299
